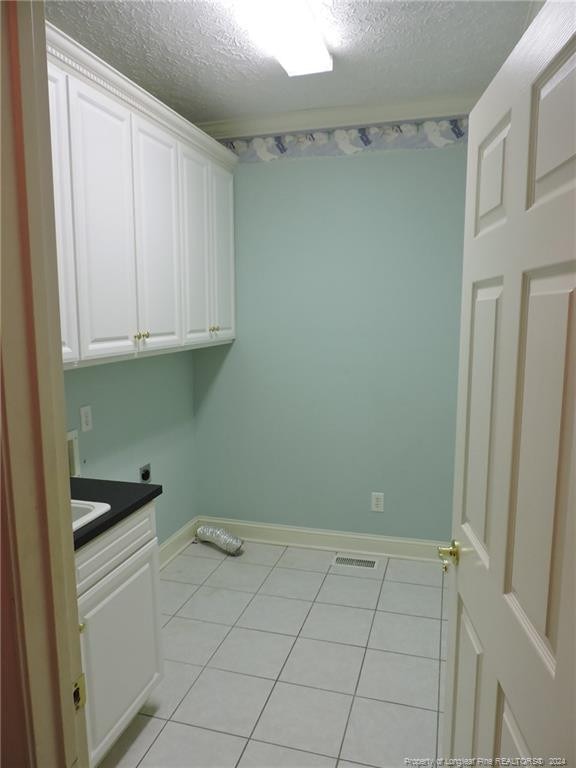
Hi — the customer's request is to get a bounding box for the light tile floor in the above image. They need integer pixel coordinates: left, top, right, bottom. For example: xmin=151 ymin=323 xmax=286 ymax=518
xmin=102 ymin=542 xmax=448 ymax=768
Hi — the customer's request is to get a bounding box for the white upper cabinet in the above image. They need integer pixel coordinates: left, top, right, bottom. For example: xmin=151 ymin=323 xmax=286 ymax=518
xmin=180 ymin=142 xmax=211 ymax=345
xmin=68 ymin=76 xmax=138 ymax=360
xmin=47 ymin=64 xmax=79 ymax=363
xmin=211 ymin=164 xmax=235 ymax=341
xmin=46 ymin=24 xmax=237 ymax=367
xmin=132 ymin=117 xmax=182 ymax=351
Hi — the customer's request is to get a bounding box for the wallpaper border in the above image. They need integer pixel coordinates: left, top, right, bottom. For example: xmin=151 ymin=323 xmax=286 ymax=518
xmin=221 ymin=114 xmax=468 ymax=162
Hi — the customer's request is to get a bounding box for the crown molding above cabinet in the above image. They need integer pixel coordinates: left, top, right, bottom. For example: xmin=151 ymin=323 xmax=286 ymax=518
xmin=46 ymin=23 xmax=237 ymax=369
xmin=198 ymin=98 xmax=476 ymax=140
xmin=46 ymin=23 xmax=236 ymax=172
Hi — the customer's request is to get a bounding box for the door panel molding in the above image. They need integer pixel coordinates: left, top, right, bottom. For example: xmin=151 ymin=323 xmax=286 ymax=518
xmin=446 ymin=4 xmax=575 ymax=761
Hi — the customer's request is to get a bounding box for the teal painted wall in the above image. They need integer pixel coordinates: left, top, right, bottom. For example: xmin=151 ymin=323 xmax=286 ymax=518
xmin=64 ymin=353 xmax=196 ymax=543
xmin=64 ymin=146 xmax=466 ymax=544
xmin=193 ymin=147 xmax=466 ymax=541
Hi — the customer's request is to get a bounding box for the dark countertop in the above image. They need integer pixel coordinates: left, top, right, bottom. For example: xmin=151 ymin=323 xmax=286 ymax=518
xmin=71 ymin=477 xmax=162 ymax=550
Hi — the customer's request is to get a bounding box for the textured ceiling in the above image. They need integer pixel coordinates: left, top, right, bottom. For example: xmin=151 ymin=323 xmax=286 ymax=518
xmin=45 ymin=0 xmax=540 ymax=128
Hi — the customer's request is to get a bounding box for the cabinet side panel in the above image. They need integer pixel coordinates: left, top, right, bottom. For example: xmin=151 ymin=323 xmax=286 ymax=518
xmin=47 ymin=65 xmax=79 ymax=363
xmin=212 ymin=164 xmax=235 ymax=338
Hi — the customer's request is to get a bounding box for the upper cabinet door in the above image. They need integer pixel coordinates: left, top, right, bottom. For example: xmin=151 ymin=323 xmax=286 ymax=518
xmin=47 ymin=65 xmax=79 ymax=363
xmin=180 ymin=142 xmax=211 ymax=345
xmin=211 ymin=164 xmax=235 ymax=340
xmin=132 ymin=117 xmax=182 ymax=351
xmin=68 ymin=77 xmax=138 ymax=360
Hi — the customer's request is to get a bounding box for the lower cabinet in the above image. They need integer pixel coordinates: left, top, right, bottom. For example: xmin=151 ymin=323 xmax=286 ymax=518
xmin=76 ymin=509 xmax=162 ymax=766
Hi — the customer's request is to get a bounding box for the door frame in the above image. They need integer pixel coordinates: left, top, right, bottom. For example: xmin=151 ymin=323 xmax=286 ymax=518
xmin=1 ymin=2 xmax=89 ymax=765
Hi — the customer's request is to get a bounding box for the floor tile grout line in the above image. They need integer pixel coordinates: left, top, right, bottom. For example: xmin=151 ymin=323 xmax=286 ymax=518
xmin=248 ymin=734 xmax=339 ymax=762
xmin=231 ymin=567 xmax=332 ymax=768
xmin=160 ymin=552 xmax=230 ymax=592
xmin=178 ymin=551 xmax=228 ymax=562
xmin=160 ymin=572 xmax=442 ymax=596
xmin=161 ymin=550 xmax=385 ymax=600
xmin=162 ymin=618 xmax=444 ymax=662
xmin=383 ymin=577 xmax=443 ymax=589
xmin=162 ymin=578 xmax=329 ymax=603
xmin=153 ymin=550 xmax=444 ymax=767
xmin=142 ymin=717 xmax=342 ymax=765
xmin=154 ymin=654 xmax=442 ymax=715
xmin=374 ymin=607 xmax=443 ymax=620
xmin=385 ymin=576 xmax=443 ymax=588
xmin=166 ymin=716 xmax=252 ymax=742
xmin=164 ymin=599 xmax=443 ymax=643
xmin=229 ymin=551 xmax=322 ymax=627
xmin=138 ymin=557 xmax=274 ymax=767
xmin=335 ymin=556 xmax=391 ymax=765
xmin=277 ymin=567 xmax=387 ymax=581
xmin=162 ymin=581 xmax=443 ymax=614
xmin=160 ymin=551 xmax=267 ymax=622
xmin=180 ymin=540 xmax=287 ymax=566
xmin=153 ymin=546 xmax=311 ymax=752
xmin=172 ymin=546 xmax=440 ymax=583
xmin=186 ymin=665 xmax=441 ymax=714
xmin=335 ymin=754 xmax=387 ymax=768
xmin=327 ymin=602 xmax=441 ymax=618
xmin=139 ymin=715 xmax=394 ymax=768
xmin=130 ymin=713 xmax=171 ymax=768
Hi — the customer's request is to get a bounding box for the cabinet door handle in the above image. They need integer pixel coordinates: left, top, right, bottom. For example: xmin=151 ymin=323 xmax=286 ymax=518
xmin=215 ymin=325 xmax=220 ymax=332
xmin=142 ymin=331 xmax=150 ymax=339
xmin=134 ymin=332 xmax=142 ymax=341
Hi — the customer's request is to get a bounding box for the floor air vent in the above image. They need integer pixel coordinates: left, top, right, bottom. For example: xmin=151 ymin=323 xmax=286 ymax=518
xmin=333 ymin=556 xmax=377 ymax=569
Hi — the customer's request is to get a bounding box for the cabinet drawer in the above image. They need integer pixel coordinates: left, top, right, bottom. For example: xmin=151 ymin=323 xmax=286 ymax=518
xmin=76 ymin=504 xmax=156 ymax=596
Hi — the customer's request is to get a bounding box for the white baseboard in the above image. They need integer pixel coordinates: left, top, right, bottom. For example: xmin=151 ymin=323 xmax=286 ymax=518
xmin=160 ymin=515 xmax=443 ymax=567
xmin=159 ymin=518 xmax=198 ymax=567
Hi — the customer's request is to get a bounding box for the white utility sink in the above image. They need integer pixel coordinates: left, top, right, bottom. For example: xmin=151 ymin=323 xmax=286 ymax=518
xmin=71 ymin=499 xmax=111 ymax=531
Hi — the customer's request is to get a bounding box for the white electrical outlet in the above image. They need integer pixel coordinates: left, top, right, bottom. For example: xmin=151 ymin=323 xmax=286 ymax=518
xmin=371 ymin=492 xmax=384 ymax=513
xmin=80 ymin=405 xmax=93 ymax=432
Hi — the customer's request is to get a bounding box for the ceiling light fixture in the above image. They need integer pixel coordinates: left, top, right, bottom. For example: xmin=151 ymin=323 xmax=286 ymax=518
xmin=234 ymin=0 xmax=333 ymax=77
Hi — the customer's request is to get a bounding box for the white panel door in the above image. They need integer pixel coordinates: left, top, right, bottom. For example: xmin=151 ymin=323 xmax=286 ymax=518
xmin=210 ymin=163 xmax=235 ymax=340
xmin=132 ymin=117 xmax=181 ymax=351
xmin=179 ymin=141 xmax=211 ymax=345
xmin=78 ymin=539 xmax=162 ymax=767
xmin=68 ymin=76 xmax=138 ymax=359
xmin=444 ymin=6 xmax=575 ymax=764
xmin=47 ymin=65 xmax=79 ymax=363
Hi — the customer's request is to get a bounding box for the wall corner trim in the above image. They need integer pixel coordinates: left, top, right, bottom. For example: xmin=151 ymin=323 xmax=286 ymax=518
xmin=159 ymin=515 xmax=444 ymax=567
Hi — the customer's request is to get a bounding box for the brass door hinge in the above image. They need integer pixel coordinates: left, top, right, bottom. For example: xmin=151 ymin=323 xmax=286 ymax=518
xmin=73 ymin=673 xmax=86 ymax=711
